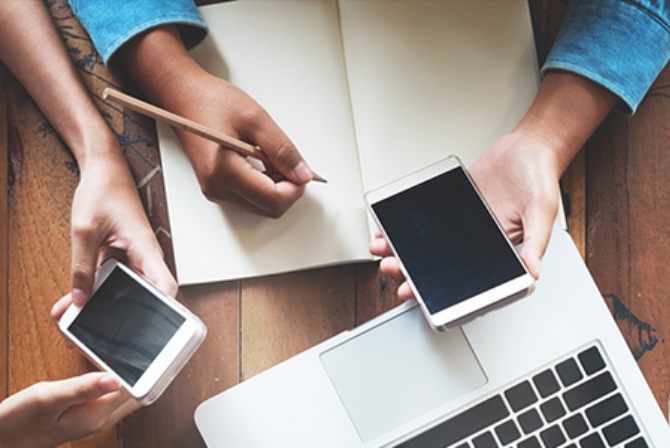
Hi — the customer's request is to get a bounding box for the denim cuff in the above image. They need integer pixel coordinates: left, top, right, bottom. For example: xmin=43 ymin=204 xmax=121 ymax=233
xmin=70 ymin=0 xmax=207 ymax=71
xmin=541 ymin=0 xmax=670 ymax=114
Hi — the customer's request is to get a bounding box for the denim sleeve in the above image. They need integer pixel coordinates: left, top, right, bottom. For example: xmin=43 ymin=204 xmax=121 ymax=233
xmin=70 ymin=0 xmax=208 ymax=71
xmin=542 ymin=0 xmax=670 ymax=113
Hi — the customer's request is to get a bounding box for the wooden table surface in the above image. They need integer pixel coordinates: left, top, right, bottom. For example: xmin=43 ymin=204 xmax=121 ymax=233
xmin=1 ymin=1 xmax=668 ymax=447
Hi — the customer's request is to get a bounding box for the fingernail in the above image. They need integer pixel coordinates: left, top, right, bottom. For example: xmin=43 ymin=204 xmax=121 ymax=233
xmin=72 ymin=288 xmax=87 ymax=307
xmin=99 ymin=374 xmax=121 ymax=393
xmin=292 ymin=161 xmax=313 ymax=183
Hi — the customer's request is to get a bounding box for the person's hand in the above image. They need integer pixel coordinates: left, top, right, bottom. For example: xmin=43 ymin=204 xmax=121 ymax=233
xmin=369 ymin=70 xmax=620 ymax=300
xmin=168 ymin=72 xmax=312 ymax=217
xmin=70 ymin=142 xmax=177 ymax=307
xmin=369 ymin=229 xmax=415 ymax=300
xmin=467 ymin=131 xmax=561 ymax=278
xmin=370 ymin=131 xmax=562 ymax=299
xmin=120 ymin=26 xmax=315 ymax=218
xmin=0 ymin=372 xmax=139 ymax=448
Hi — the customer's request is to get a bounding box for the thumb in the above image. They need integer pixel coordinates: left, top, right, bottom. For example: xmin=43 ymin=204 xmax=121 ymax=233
xmin=251 ymin=115 xmax=313 ymax=184
xmin=519 ymin=201 xmax=558 ymax=280
xmin=125 ymin=233 xmax=178 ymax=297
xmin=49 ymin=373 xmax=121 ymax=408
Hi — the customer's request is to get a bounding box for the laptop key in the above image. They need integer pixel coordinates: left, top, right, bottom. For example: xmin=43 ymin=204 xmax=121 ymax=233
xmin=585 ymin=393 xmax=628 ymax=428
xmin=532 ymin=369 xmax=560 ymax=398
xmin=625 ymin=436 xmax=650 ymax=448
xmin=540 ymin=397 xmax=566 ymax=423
xmin=517 ymin=435 xmax=541 ymax=448
xmin=602 ymin=415 xmax=640 ymax=446
xmin=539 ymin=424 xmax=566 ymax=448
xmin=471 ymin=431 xmax=497 ymax=448
xmin=556 ymin=358 xmax=583 ymax=386
xmin=580 ymin=432 xmax=606 ymax=448
xmin=563 ymin=413 xmax=589 ymax=438
xmin=578 ymin=346 xmax=606 ymax=375
xmin=563 ymin=371 xmax=616 ymax=411
xmin=517 ymin=408 xmax=543 ymax=434
xmin=494 ymin=419 xmax=520 ymax=445
xmin=504 ymin=380 xmax=537 ymax=412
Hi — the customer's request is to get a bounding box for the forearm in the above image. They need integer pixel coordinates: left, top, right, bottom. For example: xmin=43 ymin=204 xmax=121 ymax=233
xmin=543 ymin=0 xmax=670 ymax=114
xmin=118 ymin=26 xmax=210 ymax=116
xmin=0 ymin=0 xmax=115 ymax=168
xmin=514 ymin=70 xmax=617 ymax=177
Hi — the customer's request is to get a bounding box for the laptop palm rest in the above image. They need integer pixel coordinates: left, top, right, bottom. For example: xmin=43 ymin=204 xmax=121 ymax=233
xmin=320 ymin=305 xmax=487 ymax=442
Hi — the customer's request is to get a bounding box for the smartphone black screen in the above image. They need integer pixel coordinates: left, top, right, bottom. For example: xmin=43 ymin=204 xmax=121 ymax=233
xmin=371 ymin=166 xmax=526 ymax=315
xmin=68 ymin=268 xmax=185 ymax=385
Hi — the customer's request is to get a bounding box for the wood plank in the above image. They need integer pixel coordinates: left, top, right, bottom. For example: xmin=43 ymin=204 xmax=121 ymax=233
xmin=586 ymin=65 xmax=670 ymax=416
xmin=3 ymin=2 xmax=127 ymax=447
xmin=355 ymin=262 xmax=403 ymax=326
xmin=124 ymin=282 xmax=239 ymax=448
xmin=5 ymin=80 xmax=122 ymax=448
xmin=0 ymin=64 xmax=9 ymax=402
xmin=241 ymin=267 xmax=357 ymax=379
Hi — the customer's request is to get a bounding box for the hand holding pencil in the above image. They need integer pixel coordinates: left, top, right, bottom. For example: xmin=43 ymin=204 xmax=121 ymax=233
xmin=103 ymin=86 xmax=325 ymax=217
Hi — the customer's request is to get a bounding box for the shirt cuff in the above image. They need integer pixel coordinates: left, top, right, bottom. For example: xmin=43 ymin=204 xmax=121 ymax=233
xmin=541 ymin=0 xmax=670 ymax=114
xmin=71 ymin=0 xmax=207 ymax=71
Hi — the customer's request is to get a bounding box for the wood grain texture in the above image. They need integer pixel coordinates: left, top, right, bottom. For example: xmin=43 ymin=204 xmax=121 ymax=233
xmin=586 ymin=65 xmax=670 ymax=415
xmin=0 ymin=64 xmax=9 ymax=403
xmin=240 ymin=266 xmax=358 ymax=379
xmin=6 ymin=75 xmax=121 ymax=448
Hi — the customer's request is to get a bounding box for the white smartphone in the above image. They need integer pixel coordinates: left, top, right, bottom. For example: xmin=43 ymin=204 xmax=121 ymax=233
xmin=366 ymin=156 xmax=535 ymax=330
xmin=58 ymin=259 xmax=207 ymax=405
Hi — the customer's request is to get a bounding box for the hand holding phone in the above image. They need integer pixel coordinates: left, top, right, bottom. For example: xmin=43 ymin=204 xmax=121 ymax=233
xmin=58 ymin=260 xmax=207 ymax=405
xmin=366 ymin=156 xmax=535 ymax=330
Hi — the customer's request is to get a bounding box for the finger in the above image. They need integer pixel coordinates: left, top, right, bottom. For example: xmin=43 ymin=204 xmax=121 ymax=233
xmin=379 ymin=257 xmax=405 ymax=279
xmin=45 ymin=373 xmax=121 ymax=409
xmin=231 ymin=157 xmax=306 ymax=217
xmin=249 ymin=114 xmax=313 ymax=184
xmin=127 ymin=242 xmax=178 ymax=298
xmin=200 ymin=149 xmax=306 ymax=218
xmin=369 ymin=236 xmax=392 ymax=258
xmin=209 ymin=182 xmax=294 ymax=217
xmin=70 ymin=223 xmax=105 ymax=307
xmin=397 ymin=282 xmax=415 ymax=300
xmin=519 ymin=201 xmax=558 ymax=280
xmin=51 ymin=294 xmax=73 ymax=321
xmin=58 ymin=387 xmax=139 ymax=438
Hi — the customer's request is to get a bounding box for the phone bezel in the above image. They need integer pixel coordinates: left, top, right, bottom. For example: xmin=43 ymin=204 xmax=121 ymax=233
xmin=365 ymin=156 xmax=535 ymax=330
xmin=58 ymin=259 xmax=206 ymax=404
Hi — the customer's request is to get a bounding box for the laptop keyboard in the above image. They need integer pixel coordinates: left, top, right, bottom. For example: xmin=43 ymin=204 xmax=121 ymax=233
xmin=395 ymin=344 xmax=650 ymax=448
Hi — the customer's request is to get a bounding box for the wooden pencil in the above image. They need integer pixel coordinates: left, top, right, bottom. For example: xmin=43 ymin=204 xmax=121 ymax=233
xmin=103 ymin=88 xmax=326 ymax=183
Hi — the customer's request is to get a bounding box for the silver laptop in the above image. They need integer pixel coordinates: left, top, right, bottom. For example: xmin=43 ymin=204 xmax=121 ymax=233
xmin=195 ymin=229 xmax=670 ymax=446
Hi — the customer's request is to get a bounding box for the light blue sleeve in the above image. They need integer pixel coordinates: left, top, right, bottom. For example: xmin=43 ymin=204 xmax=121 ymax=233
xmin=70 ymin=0 xmax=208 ymax=71
xmin=542 ymin=0 xmax=670 ymax=113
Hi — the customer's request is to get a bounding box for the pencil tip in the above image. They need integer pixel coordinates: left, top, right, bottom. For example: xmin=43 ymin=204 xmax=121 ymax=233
xmin=312 ymin=172 xmax=328 ymax=183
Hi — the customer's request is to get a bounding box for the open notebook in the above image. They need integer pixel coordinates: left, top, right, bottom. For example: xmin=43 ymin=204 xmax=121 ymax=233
xmin=158 ymin=0 xmax=540 ymax=285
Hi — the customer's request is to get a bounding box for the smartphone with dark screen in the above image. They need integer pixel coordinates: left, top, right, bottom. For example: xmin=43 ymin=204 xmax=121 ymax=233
xmin=58 ymin=259 xmax=206 ymax=405
xmin=366 ymin=156 xmax=534 ymax=330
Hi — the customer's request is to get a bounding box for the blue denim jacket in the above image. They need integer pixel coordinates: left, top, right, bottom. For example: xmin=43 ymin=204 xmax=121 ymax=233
xmin=544 ymin=0 xmax=670 ymax=113
xmin=69 ymin=0 xmax=207 ymax=70
xmin=72 ymin=0 xmax=669 ymax=114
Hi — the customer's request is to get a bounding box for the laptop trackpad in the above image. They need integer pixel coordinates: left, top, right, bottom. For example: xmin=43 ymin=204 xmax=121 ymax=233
xmin=320 ymin=305 xmax=486 ymax=442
